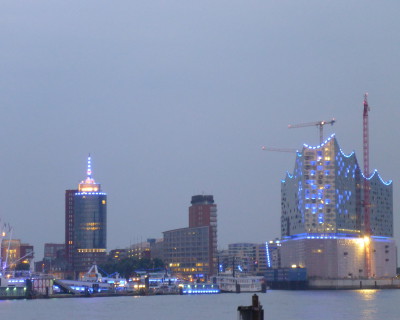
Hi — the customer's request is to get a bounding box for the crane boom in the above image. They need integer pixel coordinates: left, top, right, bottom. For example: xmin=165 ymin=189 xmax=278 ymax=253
xmin=288 ymin=118 xmax=336 ymax=144
xmin=261 ymin=146 xmax=298 ymax=153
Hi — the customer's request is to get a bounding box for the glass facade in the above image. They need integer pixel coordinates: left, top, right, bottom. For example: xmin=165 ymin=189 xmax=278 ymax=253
xmin=73 ymin=192 xmax=107 ymax=273
xmin=281 ymin=135 xmax=392 ymax=238
xmin=280 ymin=135 xmax=396 ymax=278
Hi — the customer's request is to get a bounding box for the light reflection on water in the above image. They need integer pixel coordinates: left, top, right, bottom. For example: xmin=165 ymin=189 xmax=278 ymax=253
xmin=355 ymin=290 xmax=378 ymax=320
xmin=357 ymin=289 xmax=379 ymax=301
xmin=0 ymin=290 xmax=399 ymax=320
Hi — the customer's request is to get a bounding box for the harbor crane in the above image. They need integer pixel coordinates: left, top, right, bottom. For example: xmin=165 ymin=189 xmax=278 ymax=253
xmin=261 ymin=146 xmax=298 ymax=153
xmin=362 ymin=93 xmax=372 ymax=278
xmin=288 ymin=118 xmax=336 ymax=144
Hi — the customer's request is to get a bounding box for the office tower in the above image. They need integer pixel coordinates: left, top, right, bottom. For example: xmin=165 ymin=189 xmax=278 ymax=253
xmin=163 ymin=195 xmax=218 ymax=279
xmin=70 ymin=155 xmax=107 ymax=275
xmin=189 ymin=195 xmax=218 ymax=275
xmin=280 ymin=134 xmax=396 ymax=278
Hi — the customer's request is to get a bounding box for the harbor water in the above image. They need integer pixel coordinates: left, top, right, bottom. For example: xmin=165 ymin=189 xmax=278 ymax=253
xmin=0 ymin=290 xmax=399 ymax=320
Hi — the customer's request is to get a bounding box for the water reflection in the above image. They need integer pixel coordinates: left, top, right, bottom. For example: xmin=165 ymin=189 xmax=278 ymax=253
xmin=356 ymin=289 xmax=379 ymax=320
xmin=356 ymin=289 xmax=379 ymax=301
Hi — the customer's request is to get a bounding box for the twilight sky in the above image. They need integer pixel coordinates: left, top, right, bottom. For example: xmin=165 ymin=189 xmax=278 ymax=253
xmin=1 ymin=1 xmax=399 ymax=259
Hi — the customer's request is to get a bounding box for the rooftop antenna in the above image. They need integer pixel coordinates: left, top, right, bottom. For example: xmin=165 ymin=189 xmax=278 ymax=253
xmin=87 ymin=154 xmax=92 ymax=179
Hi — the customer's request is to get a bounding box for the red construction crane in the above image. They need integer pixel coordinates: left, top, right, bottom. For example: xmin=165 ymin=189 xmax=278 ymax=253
xmin=288 ymin=118 xmax=336 ymax=144
xmin=363 ymin=93 xmax=371 ymax=278
xmin=363 ymin=93 xmax=370 ymax=180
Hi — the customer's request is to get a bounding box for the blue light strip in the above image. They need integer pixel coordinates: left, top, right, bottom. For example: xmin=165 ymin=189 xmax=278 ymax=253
xmin=360 ymin=169 xmax=392 ymax=186
xmin=181 ymin=284 xmax=220 ymax=294
xmin=87 ymin=154 xmax=92 ymax=178
xmin=371 ymin=236 xmax=393 ymax=242
xmin=182 ymin=289 xmax=220 ymax=294
xmin=75 ymin=192 xmax=107 ymax=196
xmin=265 ymin=242 xmax=271 ymax=268
xmin=303 ymin=133 xmax=335 ymax=150
xmin=282 ymin=233 xmax=393 ymax=242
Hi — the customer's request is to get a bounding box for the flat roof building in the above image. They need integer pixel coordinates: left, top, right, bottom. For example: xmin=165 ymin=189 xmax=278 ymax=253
xmin=163 ymin=195 xmax=218 ymax=279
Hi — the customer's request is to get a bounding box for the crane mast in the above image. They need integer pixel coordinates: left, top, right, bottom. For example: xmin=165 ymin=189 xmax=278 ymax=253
xmin=363 ymin=93 xmax=371 ymax=278
xmin=363 ymin=93 xmax=370 ymax=180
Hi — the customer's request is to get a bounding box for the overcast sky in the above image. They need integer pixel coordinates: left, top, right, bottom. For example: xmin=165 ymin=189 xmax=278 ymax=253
xmin=1 ymin=1 xmax=399 ymax=259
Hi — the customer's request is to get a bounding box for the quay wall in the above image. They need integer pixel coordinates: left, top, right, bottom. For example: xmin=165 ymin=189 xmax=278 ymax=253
xmin=309 ymin=278 xmax=400 ymax=289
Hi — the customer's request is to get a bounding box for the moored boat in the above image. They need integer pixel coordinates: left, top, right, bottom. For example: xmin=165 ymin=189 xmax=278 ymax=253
xmin=214 ymin=273 xmax=265 ymax=293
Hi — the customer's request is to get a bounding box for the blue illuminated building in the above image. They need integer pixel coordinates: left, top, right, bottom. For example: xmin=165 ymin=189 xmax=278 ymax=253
xmin=280 ymin=134 xmax=396 ymax=279
xmin=72 ymin=155 xmax=107 ymax=275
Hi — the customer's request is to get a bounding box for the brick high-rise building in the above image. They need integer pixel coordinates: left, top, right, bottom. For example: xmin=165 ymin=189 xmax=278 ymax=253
xmin=189 ymin=195 xmax=218 ymax=276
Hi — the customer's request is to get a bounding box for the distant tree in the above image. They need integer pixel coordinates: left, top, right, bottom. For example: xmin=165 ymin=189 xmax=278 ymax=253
xmin=99 ymin=257 xmax=165 ymax=280
xmin=15 ymin=262 xmax=30 ymax=271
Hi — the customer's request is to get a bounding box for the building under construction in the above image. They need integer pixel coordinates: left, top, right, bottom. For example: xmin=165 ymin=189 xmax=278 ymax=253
xmin=279 ymin=97 xmax=396 ymax=279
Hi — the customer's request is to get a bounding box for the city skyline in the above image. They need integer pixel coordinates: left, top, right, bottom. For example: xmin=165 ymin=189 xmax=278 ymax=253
xmin=1 ymin=2 xmax=399 ymax=259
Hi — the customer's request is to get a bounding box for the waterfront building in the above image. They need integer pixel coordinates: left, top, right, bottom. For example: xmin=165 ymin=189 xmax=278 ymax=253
xmin=163 ymin=226 xmax=211 ymax=279
xmin=228 ymin=243 xmax=257 ymax=273
xmin=65 ymin=189 xmax=77 ymax=268
xmin=1 ymin=239 xmax=34 ymax=270
xmin=218 ymin=243 xmax=268 ymax=275
xmin=254 ymin=243 xmax=268 ymax=274
xmin=280 ymin=134 xmax=396 ymax=279
xmin=265 ymin=239 xmax=281 ymax=269
xmin=189 ymin=195 xmax=218 ymax=276
xmin=66 ymin=155 xmax=107 ymax=276
xmin=35 ymin=243 xmax=68 ymax=275
xmin=127 ymin=238 xmax=164 ymax=260
xmin=163 ymin=195 xmax=217 ymax=279
xmin=44 ymin=243 xmax=65 ymax=262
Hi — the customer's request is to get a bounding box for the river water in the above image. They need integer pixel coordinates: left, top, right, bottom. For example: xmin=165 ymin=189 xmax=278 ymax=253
xmin=0 ymin=290 xmax=399 ymax=320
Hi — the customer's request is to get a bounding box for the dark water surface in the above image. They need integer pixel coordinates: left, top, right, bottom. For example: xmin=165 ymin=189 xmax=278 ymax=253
xmin=0 ymin=290 xmax=399 ymax=320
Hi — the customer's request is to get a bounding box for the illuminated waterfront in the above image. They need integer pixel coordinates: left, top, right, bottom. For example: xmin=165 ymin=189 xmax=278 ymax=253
xmin=0 ymin=290 xmax=399 ymax=320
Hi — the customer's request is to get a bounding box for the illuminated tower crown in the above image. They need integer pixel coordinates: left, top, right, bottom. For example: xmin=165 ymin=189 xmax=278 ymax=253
xmin=78 ymin=154 xmax=101 ymax=192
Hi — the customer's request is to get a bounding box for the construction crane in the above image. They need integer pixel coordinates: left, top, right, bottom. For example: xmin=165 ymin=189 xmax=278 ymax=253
xmin=363 ymin=93 xmax=371 ymax=278
xmin=261 ymin=146 xmax=298 ymax=153
xmin=288 ymin=118 xmax=336 ymax=144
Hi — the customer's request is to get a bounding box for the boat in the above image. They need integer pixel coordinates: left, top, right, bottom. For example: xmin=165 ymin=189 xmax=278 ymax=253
xmin=214 ymin=272 xmax=265 ymax=293
xmin=179 ymin=283 xmax=220 ymax=294
xmin=55 ymin=264 xmax=126 ymax=294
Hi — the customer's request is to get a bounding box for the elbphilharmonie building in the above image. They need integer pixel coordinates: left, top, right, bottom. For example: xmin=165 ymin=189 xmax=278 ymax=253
xmin=280 ymin=134 xmax=396 ymax=279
